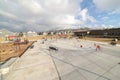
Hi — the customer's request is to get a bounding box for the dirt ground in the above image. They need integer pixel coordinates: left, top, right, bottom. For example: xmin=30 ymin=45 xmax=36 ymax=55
xmin=0 ymin=35 xmax=119 ymax=62
xmin=0 ymin=35 xmax=53 ymax=62
xmin=0 ymin=35 xmax=72 ymax=62
xmin=0 ymin=42 xmax=33 ymax=62
xmin=82 ymin=37 xmax=120 ymax=44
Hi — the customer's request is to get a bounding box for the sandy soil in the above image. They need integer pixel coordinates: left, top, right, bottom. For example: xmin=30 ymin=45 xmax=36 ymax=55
xmin=82 ymin=37 xmax=120 ymax=44
xmin=0 ymin=42 xmax=33 ymax=62
xmin=0 ymin=35 xmax=119 ymax=62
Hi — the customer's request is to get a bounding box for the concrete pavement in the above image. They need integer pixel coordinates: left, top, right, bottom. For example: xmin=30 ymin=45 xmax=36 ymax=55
xmin=2 ymin=38 xmax=120 ymax=80
xmin=3 ymin=40 xmax=59 ymax=80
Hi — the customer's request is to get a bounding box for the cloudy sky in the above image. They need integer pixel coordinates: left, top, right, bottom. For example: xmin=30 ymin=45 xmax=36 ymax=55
xmin=0 ymin=0 xmax=120 ymax=32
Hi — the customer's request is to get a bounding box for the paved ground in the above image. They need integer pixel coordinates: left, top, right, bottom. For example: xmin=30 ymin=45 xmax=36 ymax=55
xmin=2 ymin=38 xmax=120 ymax=80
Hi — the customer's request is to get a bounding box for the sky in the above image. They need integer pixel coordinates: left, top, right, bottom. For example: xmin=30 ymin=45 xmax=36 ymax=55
xmin=0 ymin=0 xmax=120 ymax=32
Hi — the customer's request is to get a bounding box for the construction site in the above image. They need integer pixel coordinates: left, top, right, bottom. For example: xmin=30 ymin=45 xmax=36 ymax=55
xmin=1 ymin=0 xmax=120 ymax=79
xmin=0 ymin=29 xmax=120 ymax=80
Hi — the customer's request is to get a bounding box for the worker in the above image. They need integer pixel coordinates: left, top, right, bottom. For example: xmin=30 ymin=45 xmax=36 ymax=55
xmin=80 ymin=44 xmax=83 ymax=48
xmin=96 ymin=45 xmax=100 ymax=51
xmin=94 ymin=43 xmax=96 ymax=46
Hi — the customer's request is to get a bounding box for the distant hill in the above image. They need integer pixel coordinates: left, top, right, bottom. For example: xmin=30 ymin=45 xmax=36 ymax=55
xmin=0 ymin=29 xmax=14 ymax=37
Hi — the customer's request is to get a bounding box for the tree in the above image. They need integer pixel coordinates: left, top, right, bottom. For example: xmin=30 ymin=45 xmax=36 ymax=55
xmin=19 ymin=32 xmax=23 ymax=37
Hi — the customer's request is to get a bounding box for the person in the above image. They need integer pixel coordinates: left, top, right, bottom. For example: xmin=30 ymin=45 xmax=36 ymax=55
xmin=94 ymin=43 xmax=96 ymax=46
xmin=14 ymin=38 xmax=21 ymax=51
xmin=80 ymin=44 xmax=83 ymax=48
xmin=19 ymin=32 xmax=23 ymax=37
xmin=96 ymin=45 xmax=100 ymax=51
xmin=24 ymin=39 xmax=29 ymax=44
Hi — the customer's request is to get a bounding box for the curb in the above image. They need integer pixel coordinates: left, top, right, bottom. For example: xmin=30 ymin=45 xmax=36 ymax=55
xmin=0 ymin=57 xmax=19 ymax=75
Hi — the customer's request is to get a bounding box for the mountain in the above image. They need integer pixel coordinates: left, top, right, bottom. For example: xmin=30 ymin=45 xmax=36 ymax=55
xmin=0 ymin=29 xmax=14 ymax=37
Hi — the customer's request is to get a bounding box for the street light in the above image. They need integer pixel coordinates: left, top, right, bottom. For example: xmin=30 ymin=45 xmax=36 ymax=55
xmin=87 ymin=31 xmax=90 ymax=35
xmin=86 ymin=31 xmax=90 ymax=37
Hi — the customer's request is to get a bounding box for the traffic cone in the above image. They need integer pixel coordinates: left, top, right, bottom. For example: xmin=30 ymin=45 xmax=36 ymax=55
xmin=80 ymin=44 xmax=83 ymax=48
xmin=96 ymin=45 xmax=100 ymax=51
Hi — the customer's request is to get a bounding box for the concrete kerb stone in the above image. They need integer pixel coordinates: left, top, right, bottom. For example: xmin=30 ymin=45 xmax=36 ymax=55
xmin=0 ymin=41 xmax=35 ymax=75
xmin=0 ymin=41 xmax=35 ymax=80
xmin=0 ymin=41 xmax=36 ymax=77
xmin=4 ymin=40 xmax=60 ymax=80
xmin=0 ymin=57 xmax=20 ymax=75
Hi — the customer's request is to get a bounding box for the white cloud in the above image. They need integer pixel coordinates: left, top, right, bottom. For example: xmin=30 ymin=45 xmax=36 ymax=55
xmin=0 ymin=0 xmax=97 ymax=31
xmin=83 ymin=24 xmax=115 ymax=29
xmin=79 ymin=8 xmax=97 ymax=23
xmin=79 ymin=9 xmax=88 ymax=21
xmin=0 ymin=10 xmax=19 ymax=20
xmin=88 ymin=16 xmax=96 ymax=23
xmin=93 ymin=0 xmax=120 ymax=14
xmin=0 ymin=21 xmax=24 ymax=31
xmin=109 ymin=9 xmax=120 ymax=14
xmin=101 ymin=16 xmax=109 ymax=20
xmin=0 ymin=0 xmax=83 ymax=31
xmin=109 ymin=25 xmax=114 ymax=28
xmin=100 ymin=24 xmax=115 ymax=29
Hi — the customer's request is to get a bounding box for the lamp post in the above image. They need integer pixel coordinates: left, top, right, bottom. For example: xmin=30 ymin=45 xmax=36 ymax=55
xmin=87 ymin=31 xmax=90 ymax=37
